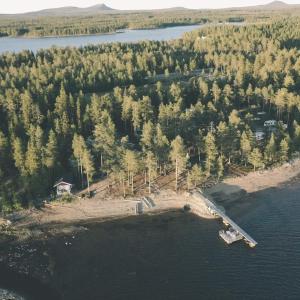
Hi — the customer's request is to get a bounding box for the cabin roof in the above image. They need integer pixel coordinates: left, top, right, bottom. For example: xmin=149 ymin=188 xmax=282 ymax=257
xmin=53 ymin=179 xmax=72 ymax=188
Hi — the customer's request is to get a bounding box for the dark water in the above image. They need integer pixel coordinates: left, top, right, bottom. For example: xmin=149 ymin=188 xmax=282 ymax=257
xmin=1 ymin=179 xmax=300 ymax=299
xmin=0 ymin=264 xmax=59 ymax=300
xmin=0 ymin=25 xmax=201 ymax=54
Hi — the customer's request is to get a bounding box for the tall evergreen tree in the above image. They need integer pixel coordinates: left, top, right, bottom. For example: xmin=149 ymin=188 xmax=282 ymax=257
xmin=240 ymin=131 xmax=252 ymax=166
xmin=204 ymin=132 xmax=217 ymax=176
xmin=122 ymin=150 xmax=139 ymax=194
xmin=72 ymin=134 xmax=87 ymax=186
xmin=279 ymin=138 xmax=289 ymax=163
xmin=264 ymin=133 xmax=277 ymax=165
xmin=141 ymin=121 xmax=154 ymax=153
xmin=145 ymin=151 xmax=157 ymax=194
xmin=82 ymin=148 xmax=95 ymax=195
xmin=93 ymin=111 xmax=116 ymax=170
xmin=170 ymin=136 xmax=187 ymax=192
xmin=13 ymin=138 xmax=26 ymax=176
xmin=249 ymin=148 xmax=264 ymax=171
xmin=154 ymin=124 xmax=169 ymax=174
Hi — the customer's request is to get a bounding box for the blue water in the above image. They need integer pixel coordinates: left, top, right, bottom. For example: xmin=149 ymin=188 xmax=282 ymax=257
xmin=0 ymin=25 xmax=202 ymax=54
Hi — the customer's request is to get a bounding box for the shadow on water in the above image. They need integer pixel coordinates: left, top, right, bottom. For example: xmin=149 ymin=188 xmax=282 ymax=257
xmin=0 ymin=263 xmax=61 ymax=300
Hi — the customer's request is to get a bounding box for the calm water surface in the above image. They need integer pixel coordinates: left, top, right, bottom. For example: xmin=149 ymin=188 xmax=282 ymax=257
xmin=1 ymin=179 xmax=300 ymax=299
xmin=0 ymin=25 xmax=201 ymax=54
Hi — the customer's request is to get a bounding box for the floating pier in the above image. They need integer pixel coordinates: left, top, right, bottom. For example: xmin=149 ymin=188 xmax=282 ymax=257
xmin=219 ymin=228 xmax=243 ymax=244
xmin=193 ymin=191 xmax=258 ymax=248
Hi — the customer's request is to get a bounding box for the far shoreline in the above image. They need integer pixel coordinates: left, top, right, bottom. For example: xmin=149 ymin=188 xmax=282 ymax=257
xmin=0 ymin=23 xmax=205 ymax=40
xmin=0 ymin=21 xmax=246 ymax=41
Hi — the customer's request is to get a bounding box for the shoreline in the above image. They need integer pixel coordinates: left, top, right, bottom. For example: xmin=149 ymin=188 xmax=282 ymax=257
xmin=207 ymin=158 xmax=300 ymax=198
xmin=5 ymin=30 xmax=122 ymax=40
xmin=0 ymin=190 xmax=214 ymax=241
xmin=1 ymin=158 xmax=300 ymax=242
xmin=0 ymin=22 xmax=245 ymax=41
xmin=0 ymin=23 xmax=203 ymax=40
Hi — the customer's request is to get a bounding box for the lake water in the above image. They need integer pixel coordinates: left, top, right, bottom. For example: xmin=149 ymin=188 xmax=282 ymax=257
xmin=0 ymin=25 xmax=201 ymax=54
xmin=1 ymin=177 xmax=300 ymax=299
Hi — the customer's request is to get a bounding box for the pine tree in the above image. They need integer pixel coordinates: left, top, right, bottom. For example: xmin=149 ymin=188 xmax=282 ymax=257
xmin=284 ymin=74 xmax=294 ymax=89
xmin=76 ymin=92 xmax=83 ymax=131
xmin=132 ymin=102 xmax=141 ymax=135
xmin=212 ymin=82 xmax=221 ymax=104
xmin=187 ymin=164 xmax=204 ymax=190
xmin=249 ymin=148 xmax=264 ymax=171
xmin=141 ymin=121 xmax=154 ymax=153
xmin=72 ymin=134 xmax=87 ymax=187
xmin=145 ymin=151 xmax=157 ymax=194
xmin=82 ymin=148 xmax=95 ymax=195
xmin=216 ymin=121 xmax=230 ymax=157
xmin=293 ymin=121 xmax=300 ymax=151
xmin=170 ymin=136 xmax=187 ymax=191
xmin=122 ymin=150 xmax=139 ymax=194
xmin=240 ymin=131 xmax=252 ymax=166
xmin=109 ymin=165 xmax=127 ymax=197
xmin=204 ymin=132 xmax=217 ymax=176
xmin=229 ymin=110 xmax=241 ymax=127
xmin=279 ymin=138 xmax=289 ymax=163
xmin=264 ymin=133 xmax=277 ymax=164
xmin=35 ymin=126 xmax=44 ymax=154
xmin=55 ymin=84 xmax=69 ymax=117
xmin=0 ymin=131 xmax=8 ymax=177
xmin=20 ymin=90 xmax=34 ymax=131
xmin=140 ymin=96 xmax=153 ymax=123
xmin=93 ymin=111 xmax=116 ymax=170
xmin=246 ymin=84 xmax=253 ymax=106
xmin=44 ymin=130 xmax=58 ymax=169
xmin=25 ymin=140 xmax=40 ymax=176
xmin=170 ymin=83 xmax=182 ymax=102
xmin=154 ymin=124 xmax=169 ymax=174
xmin=198 ymin=78 xmax=209 ymax=99
xmin=217 ymin=155 xmax=224 ymax=180
xmin=13 ymin=137 xmax=26 ymax=176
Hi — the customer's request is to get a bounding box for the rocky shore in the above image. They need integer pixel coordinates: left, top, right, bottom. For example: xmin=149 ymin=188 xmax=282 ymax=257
xmin=0 ymin=289 xmax=25 ymax=300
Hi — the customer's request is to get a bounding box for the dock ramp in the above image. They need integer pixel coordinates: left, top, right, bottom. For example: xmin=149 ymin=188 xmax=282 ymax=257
xmin=193 ymin=191 xmax=257 ymax=248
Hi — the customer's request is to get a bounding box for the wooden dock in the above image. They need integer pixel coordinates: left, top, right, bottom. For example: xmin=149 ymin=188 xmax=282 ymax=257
xmin=193 ymin=191 xmax=258 ymax=248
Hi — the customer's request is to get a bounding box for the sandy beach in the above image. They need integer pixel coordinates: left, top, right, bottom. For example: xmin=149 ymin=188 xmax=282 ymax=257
xmin=5 ymin=189 xmax=213 ymax=232
xmin=208 ymin=159 xmax=300 ymax=197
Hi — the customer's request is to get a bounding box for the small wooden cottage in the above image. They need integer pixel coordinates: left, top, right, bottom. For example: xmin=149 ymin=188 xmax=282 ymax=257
xmin=54 ymin=179 xmax=73 ymax=196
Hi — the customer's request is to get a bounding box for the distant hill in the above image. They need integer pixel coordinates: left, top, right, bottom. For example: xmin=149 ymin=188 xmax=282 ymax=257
xmin=265 ymin=1 xmax=290 ymax=8
xmin=228 ymin=1 xmax=300 ymax=11
xmin=0 ymin=3 xmax=195 ymax=17
xmin=7 ymin=3 xmax=116 ymax=17
xmin=0 ymin=4 xmax=197 ymax=18
xmin=2 ymin=1 xmax=300 ymax=18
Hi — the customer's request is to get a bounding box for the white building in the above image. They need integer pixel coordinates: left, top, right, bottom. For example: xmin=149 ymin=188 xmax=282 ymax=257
xmin=54 ymin=179 xmax=73 ymax=196
xmin=264 ymin=120 xmax=277 ymax=127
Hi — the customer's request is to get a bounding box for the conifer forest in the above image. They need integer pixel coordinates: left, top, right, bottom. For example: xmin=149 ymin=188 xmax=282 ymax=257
xmin=1 ymin=17 xmax=300 ymax=212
